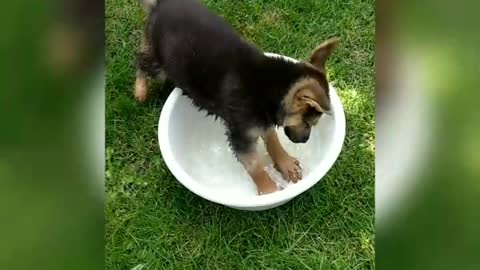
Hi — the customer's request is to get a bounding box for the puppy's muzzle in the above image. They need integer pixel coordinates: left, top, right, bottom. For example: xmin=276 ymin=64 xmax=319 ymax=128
xmin=284 ymin=127 xmax=310 ymax=144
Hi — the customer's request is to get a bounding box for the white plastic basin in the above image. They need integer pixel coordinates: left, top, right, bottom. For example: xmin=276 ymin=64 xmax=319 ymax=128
xmin=158 ymin=53 xmax=346 ymax=211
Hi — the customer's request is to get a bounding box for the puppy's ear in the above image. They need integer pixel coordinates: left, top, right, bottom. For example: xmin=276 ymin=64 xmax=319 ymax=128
xmin=309 ymin=37 xmax=340 ymax=73
xmin=296 ymin=88 xmax=332 ymax=115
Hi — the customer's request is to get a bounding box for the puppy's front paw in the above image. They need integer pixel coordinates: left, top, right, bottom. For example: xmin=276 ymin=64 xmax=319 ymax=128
xmin=256 ymin=172 xmax=279 ymax=195
xmin=258 ymin=180 xmax=278 ymax=195
xmin=275 ymin=156 xmax=302 ymax=183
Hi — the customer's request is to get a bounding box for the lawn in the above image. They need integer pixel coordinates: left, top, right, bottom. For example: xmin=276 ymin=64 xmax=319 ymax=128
xmin=105 ymin=0 xmax=375 ymax=269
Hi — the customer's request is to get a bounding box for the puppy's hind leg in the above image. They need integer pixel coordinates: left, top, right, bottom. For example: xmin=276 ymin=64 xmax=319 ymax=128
xmin=134 ymin=49 xmax=151 ymax=103
xmin=135 ymin=45 xmax=167 ymax=102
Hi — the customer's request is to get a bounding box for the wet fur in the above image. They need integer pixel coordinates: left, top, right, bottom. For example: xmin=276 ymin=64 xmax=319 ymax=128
xmin=136 ymin=0 xmax=333 ymax=157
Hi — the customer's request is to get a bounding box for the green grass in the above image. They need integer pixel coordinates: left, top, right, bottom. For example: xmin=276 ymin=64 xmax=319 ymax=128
xmin=106 ymin=0 xmax=375 ymax=269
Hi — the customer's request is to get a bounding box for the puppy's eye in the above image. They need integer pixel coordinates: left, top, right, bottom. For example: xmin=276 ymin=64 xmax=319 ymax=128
xmin=304 ymin=121 xmax=311 ymax=128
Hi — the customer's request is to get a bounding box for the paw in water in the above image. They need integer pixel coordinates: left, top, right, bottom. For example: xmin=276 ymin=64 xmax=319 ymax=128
xmin=275 ymin=156 xmax=302 ymax=183
xmin=256 ymin=172 xmax=279 ymax=195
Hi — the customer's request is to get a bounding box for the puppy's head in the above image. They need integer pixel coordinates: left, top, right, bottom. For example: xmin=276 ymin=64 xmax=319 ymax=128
xmin=281 ymin=38 xmax=339 ymax=143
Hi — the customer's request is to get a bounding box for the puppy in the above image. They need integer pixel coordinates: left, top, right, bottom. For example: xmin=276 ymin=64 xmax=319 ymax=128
xmin=136 ymin=0 xmax=339 ymax=195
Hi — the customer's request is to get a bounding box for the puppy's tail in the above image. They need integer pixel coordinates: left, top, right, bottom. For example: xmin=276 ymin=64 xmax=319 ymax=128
xmin=138 ymin=0 xmax=159 ymax=13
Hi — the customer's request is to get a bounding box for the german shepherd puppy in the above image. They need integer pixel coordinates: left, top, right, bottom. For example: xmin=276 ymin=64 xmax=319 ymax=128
xmin=136 ymin=0 xmax=339 ymax=195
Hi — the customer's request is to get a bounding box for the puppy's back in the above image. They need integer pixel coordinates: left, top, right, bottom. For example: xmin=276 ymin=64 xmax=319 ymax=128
xmin=148 ymin=0 xmax=261 ymax=95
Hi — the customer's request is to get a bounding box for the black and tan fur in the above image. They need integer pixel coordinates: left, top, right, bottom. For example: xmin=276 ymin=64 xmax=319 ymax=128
xmin=136 ymin=0 xmax=339 ymax=194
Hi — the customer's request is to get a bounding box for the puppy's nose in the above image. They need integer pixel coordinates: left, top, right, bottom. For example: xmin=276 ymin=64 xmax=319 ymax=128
xmin=299 ymin=134 xmax=310 ymax=143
